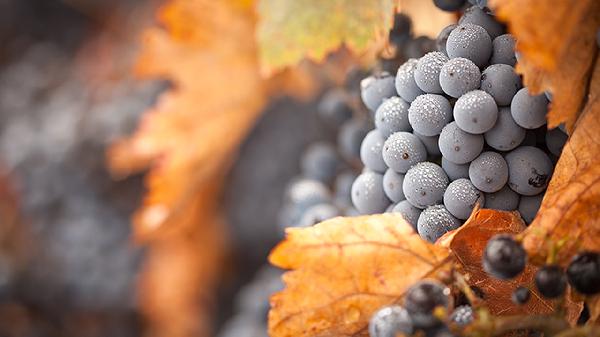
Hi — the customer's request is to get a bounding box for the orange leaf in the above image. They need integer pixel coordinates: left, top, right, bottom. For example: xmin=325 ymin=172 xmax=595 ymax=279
xmin=268 ymin=214 xmax=451 ymax=337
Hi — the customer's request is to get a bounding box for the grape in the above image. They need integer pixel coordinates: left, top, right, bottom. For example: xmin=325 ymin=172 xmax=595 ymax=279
xmin=414 ymin=52 xmax=449 ymax=94
xmin=512 ymin=286 xmax=531 ymax=305
xmin=389 ymin=13 xmax=412 ymax=48
xmin=453 ymin=90 xmax=498 ymax=134
xmin=317 ymin=89 xmax=353 ymax=127
xmin=459 ymin=6 xmax=504 ymax=39
xmin=434 ymin=0 xmax=467 ymax=12
xmin=535 ymin=265 xmax=567 ymax=299
xmin=518 ymin=194 xmax=543 ymax=224
xmin=334 ymin=171 xmax=357 ymax=207
xmin=403 ymin=162 xmax=449 ymax=209
xmin=360 ymin=129 xmax=387 ymax=173
xmin=443 ymin=178 xmax=484 ymax=220
xmin=451 ymin=305 xmax=474 ymax=326
xmin=395 ymin=59 xmax=425 ymax=102
xmin=382 ymin=132 xmax=427 ymax=173
xmin=361 ymin=72 xmax=397 ymax=111
xmin=484 ymin=106 xmax=525 ymax=151
xmin=436 ymin=24 xmax=457 ymax=55
xmin=442 ymin=157 xmax=470 ymax=181
xmin=300 ymin=142 xmax=340 ymax=183
xmin=392 ymin=200 xmax=422 ymax=229
xmin=510 ymin=88 xmax=549 ymax=129
xmin=439 ymin=58 xmax=481 ymax=98
xmin=338 ymin=118 xmax=371 ymax=162
xmin=567 ymin=252 xmax=600 ymax=295
xmin=286 ymin=178 xmax=330 ymax=209
xmin=480 ymin=64 xmax=521 ymax=106
xmin=438 ymin=121 xmax=484 ymax=164
xmin=505 ymin=146 xmax=553 ymax=195
xmin=408 ymin=94 xmax=453 ymax=136
xmin=446 ymin=23 xmax=492 ymax=68
xmin=469 ymin=151 xmax=508 ymax=193
xmin=483 ymin=235 xmax=527 ymax=279
xmin=375 ymin=96 xmax=411 ymax=138
xmin=417 ymin=205 xmax=461 ymax=243
xmin=490 ymin=34 xmax=516 ymax=66
xmin=545 ymin=127 xmax=568 ymax=156
xmin=383 ymin=169 xmax=406 ymax=203
xmin=369 ymin=306 xmax=414 ymax=337
xmin=404 ymin=280 xmax=449 ymax=328
xmin=297 ymin=203 xmax=340 ymax=227
xmin=351 ymin=171 xmax=390 ymax=214
xmin=484 ymin=185 xmax=519 ymax=211
xmin=414 ymin=131 xmax=441 ymax=157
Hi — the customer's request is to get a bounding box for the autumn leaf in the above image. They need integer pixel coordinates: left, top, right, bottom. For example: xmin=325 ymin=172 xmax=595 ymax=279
xmin=490 ymin=0 xmax=600 ymax=131
xmin=588 ymin=295 xmax=600 ymax=324
xmin=268 ymin=214 xmax=451 ymax=337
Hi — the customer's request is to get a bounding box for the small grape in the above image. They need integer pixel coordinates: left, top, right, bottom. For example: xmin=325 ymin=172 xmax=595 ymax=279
xmin=535 ymin=265 xmax=567 ymax=299
xmin=300 ymin=142 xmax=340 ymax=184
xmin=408 ymin=94 xmax=453 ymax=136
xmin=417 ymin=205 xmax=462 ymax=243
xmin=483 ymin=235 xmax=527 ymax=279
xmin=392 ymin=200 xmax=422 ymax=229
xmin=436 ymin=24 xmax=457 ymax=55
xmin=434 ymin=0 xmax=467 ymax=12
xmin=518 ymin=194 xmax=543 ymax=224
xmin=317 ymin=89 xmax=353 ymax=126
xmin=510 ymin=88 xmax=549 ymax=129
xmin=453 ymin=90 xmax=498 ymax=134
xmin=484 ymin=185 xmax=519 ymax=211
xmin=567 ymin=252 xmax=600 ymax=295
xmin=414 ymin=131 xmax=442 ymax=157
xmin=297 ymin=203 xmax=340 ymax=227
xmin=338 ymin=118 xmax=371 ymax=162
xmin=442 ymin=157 xmax=470 ymax=181
xmin=286 ymin=179 xmax=330 ymax=209
xmin=369 ymin=306 xmax=414 ymax=337
xmin=444 ymin=178 xmax=484 ymax=220
xmin=375 ymin=96 xmax=412 ymax=138
xmin=395 ymin=59 xmax=425 ymax=102
xmin=404 ymin=280 xmax=449 ymax=328
xmin=459 ymin=6 xmax=504 ymax=39
xmin=403 ymin=162 xmax=449 ymax=209
xmin=361 ymin=72 xmax=397 ymax=111
xmin=511 ymin=286 xmax=531 ymax=305
xmin=469 ymin=151 xmax=508 ymax=193
xmin=545 ymin=127 xmax=568 ymax=156
xmin=446 ymin=23 xmax=492 ymax=68
xmin=360 ymin=129 xmax=387 ymax=173
xmin=439 ymin=121 xmax=484 ymax=164
xmin=439 ymin=58 xmax=481 ymax=98
xmin=505 ymin=146 xmax=553 ymax=195
xmin=484 ymin=106 xmax=525 ymax=151
xmin=383 ymin=169 xmax=406 ymax=203
xmin=351 ymin=172 xmax=390 ymax=214
xmin=480 ymin=64 xmax=521 ymax=106
xmin=382 ymin=132 xmax=427 ymax=173
xmin=414 ymin=52 xmax=449 ymax=94
xmin=490 ymin=34 xmax=516 ymax=66
xmin=450 ymin=305 xmax=474 ymax=326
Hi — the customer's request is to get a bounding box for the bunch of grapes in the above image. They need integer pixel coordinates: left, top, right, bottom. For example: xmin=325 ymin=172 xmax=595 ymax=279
xmin=351 ymin=5 xmax=569 ymax=243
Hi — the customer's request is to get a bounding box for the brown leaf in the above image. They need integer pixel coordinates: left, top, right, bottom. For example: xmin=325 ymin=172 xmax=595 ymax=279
xmin=268 ymin=214 xmax=451 ymax=337
xmin=587 ymin=295 xmax=600 ymax=323
xmin=490 ymin=0 xmax=600 ymax=131
xmin=521 ymin=60 xmax=600 ymax=266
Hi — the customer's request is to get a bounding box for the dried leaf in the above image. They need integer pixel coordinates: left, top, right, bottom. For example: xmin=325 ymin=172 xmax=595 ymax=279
xmin=490 ymin=0 xmax=600 ymax=131
xmin=587 ymin=295 xmax=600 ymax=324
xmin=521 ymin=60 xmax=600 ymax=265
xmin=268 ymin=214 xmax=451 ymax=337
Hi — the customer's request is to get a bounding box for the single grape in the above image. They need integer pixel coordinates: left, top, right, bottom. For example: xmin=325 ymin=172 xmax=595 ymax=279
xmin=505 ymin=146 xmax=553 ymax=195
xmin=535 ymin=265 xmax=567 ymax=299
xmin=361 ymin=72 xmax=397 ymax=111
xmin=404 ymin=280 xmax=449 ymax=328
xmin=510 ymin=88 xmax=549 ymax=129
xmin=334 ymin=171 xmax=357 ymax=207
xmin=395 ymin=58 xmax=425 ymax=102
xmin=446 ymin=23 xmax=492 ymax=68
xmin=459 ymin=6 xmax=504 ymax=39
xmin=484 ymin=106 xmax=525 ymax=151
xmin=439 ymin=58 xmax=481 ymax=98
xmin=297 ymin=203 xmax=340 ymax=227
xmin=439 ymin=121 xmax=484 ymax=164
xmin=300 ymin=142 xmax=340 ymax=184
xmin=403 ymin=162 xmax=449 ymax=209
xmin=436 ymin=24 xmax=457 ymax=55
xmin=368 ymin=306 xmax=414 ymax=337
xmin=351 ymin=171 xmax=390 ymax=214
xmin=383 ymin=169 xmax=406 ymax=203
xmin=518 ymin=194 xmax=543 ymax=224
xmin=484 ymin=185 xmax=519 ymax=211
xmin=483 ymin=235 xmax=527 ymax=279
xmin=382 ymin=132 xmax=427 ymax=173
xmin=408 ymin=94 xmax=453 ymax=136
xmin=480 ymin=64 xmax=521 ymax=106
xmin=545 ymin=127 xmax=568 ymax=156
xmin=567 ymin=252 xmax=600 ymax=295
xmin=511 ymin=286 xmax=531 ymax=305
xmin=338 ymin=118 xmax=371 ymax=162
xmin=417 ymin=205 xmax=462 ymax=243
xmin=453 ymin=90 xmax=498 ymax=134
xmin=392 ymin=200 xmax=422 ymax=230
xmin=434 ymin=0 xmax=467 ymax=12
xmin=442 ymin=157 xmax=470 ymax=181
xmin=360 ymin=129 xmax=387 ymax=173
xmin=469 ymin=151 xmax=508 ymax=193
xmin=286 ymin=178 xmax=330 ymax=209
xmin=490 ymin=34 xmax=516 ymax=66
xmin=375 ymin=96 xmax=412 ymax=138
xmin=444 ymin=178 xmax=484 ymax=220
xmin=414 ymin=52 xmax=449 ymax=94
xmin=317 ymin=89 xmax=353 ymax=127
xmin=450 ymin=305 xmax=474 ymax=326
xmin=414 ymin=131 xmax=442 ymax=157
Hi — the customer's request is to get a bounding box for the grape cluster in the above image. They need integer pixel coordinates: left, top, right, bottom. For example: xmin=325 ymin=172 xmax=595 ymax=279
xmin=352 ymin=5 xmax=568 ymax=242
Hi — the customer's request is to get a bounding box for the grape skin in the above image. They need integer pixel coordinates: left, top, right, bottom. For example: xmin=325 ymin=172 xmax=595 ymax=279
xmin=317 ymin=89 xmax=353 ymax=126
xmin=438 ymin=121 xmax=484 ymax=164
xmin=360 ymin=129 xmax=387 ymax=173
xmin=469 ymin=151 xmax=509 ymax=193
xmin=505 ymin=146 xmax=553 ymax=196
xmin=297 ymin=203 xmax=340 ymax=227
xmin=395 ymin=59 xmax=425 ymax=102
xmin=368 ymin=306 xmax=414 ymax=337
xmin=510 ymin=88 xmax=549 ymax=129
xmin=351 ymin=171 xmax=391 ymax=214
xmin=439 ymin=58 xmax=481 ymax=98
xmin=338 ymin=118 xmax=371 ymax=162
xmin=436 ymin=24 xmax=457 ymax=55
xmin=413 ymin=131 xmax=441 ymax=157
xmin=518 ymin=194 xmax=543 ymax=224
xmin=442 ymin=156 xmax=470 ymax=181
xmin=459 ymin=6 xmax=504 ymax=39
xmin=446 ymin=23 xmax=492 ymax=68
xmin=383 ymin=169 xmax=406 ymax=203
xmin=484 ymin=106 xmax=525 ymax=151
xmin=392 ymin=200 xmax=422 ymax=229
xmin=375 ymin=96 xmax=411 ymax=138
xmin=434 ymin=0 xmax=467 ymax=12
xmin=484 ymin=185 xmax=520 ymax=211
xmin=382 ymin=132 xmax=427 ymax=174
xmin=443 ymin=178 xmax=484 ymax=220
xmin=300 ymin=142 xmax=340 ymax=184
xmin=490 ymin=34 xmax=516 ymax=66
xmin=403 ymin=162 xmax=449 ymax=209
xmin=453 ymin=90 xmax=498 ymax=134
xmin=480 ymin=64 xmax=521 ymax=106
xmin=414 ymin=52 xmax=449 ymax=94
xmin=361 ymin=73 xmax=397 ymax=111
xmin=417 ymin=204 xmax=461 ymax=242
xmin=408 ymin=94 xmax=453 ymax=136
